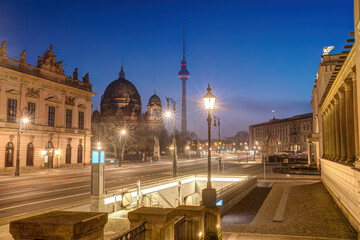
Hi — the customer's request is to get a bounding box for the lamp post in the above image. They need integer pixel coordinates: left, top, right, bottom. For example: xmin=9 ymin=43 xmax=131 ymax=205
xmin=119 ymin=129 xmax=127 ymax=167
xmin=202 ymin=84 xmax=216 ymax=207
xmin=166 ymin=97 xmax=177 ymax=177
xmin=245 ymin=146 xmax=249 ymax=163
xmin=15 ymin=115 xmax=29 ymax=176
xmin=213 ymin=116 xmax=221 ymax=170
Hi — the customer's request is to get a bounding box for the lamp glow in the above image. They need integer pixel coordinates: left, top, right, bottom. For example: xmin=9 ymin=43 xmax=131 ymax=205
xmin=22 ymin=118 xmax=29 ymax=124
xmin=165 ymin=111 xmax=172 ymax=118
xmin=203 ymin=84 xmax=216 ymax=110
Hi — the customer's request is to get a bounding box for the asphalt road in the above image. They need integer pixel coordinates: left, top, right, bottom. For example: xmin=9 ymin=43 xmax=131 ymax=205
xmin=0 ymin=156 xmax=266 ymax=223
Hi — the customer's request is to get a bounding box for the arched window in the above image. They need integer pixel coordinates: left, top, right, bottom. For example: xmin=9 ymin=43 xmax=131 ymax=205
xmin=66 ymin=144 xmax=71 ymax=164
xmin=153 ymin=109 xmax=156 ymax=116
xmin=5 ymin=142 xmax=14 ymax=167
xmin=77 ymin=145 xmax=83 ymax=163
xmin=26 ymin=143 xmax=34 ymax=166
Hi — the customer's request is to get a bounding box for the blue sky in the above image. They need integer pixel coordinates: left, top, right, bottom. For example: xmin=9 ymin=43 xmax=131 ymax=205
xmin=0 ymin=0 xmax=354 ymax=137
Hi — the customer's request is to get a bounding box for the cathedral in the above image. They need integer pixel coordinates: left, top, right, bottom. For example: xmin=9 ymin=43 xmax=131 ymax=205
xmin=91 ymin=65 xmax=164 ymax=162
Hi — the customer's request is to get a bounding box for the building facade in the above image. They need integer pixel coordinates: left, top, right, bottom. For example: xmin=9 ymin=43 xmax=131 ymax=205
xmin=249 ymin=113 xmax=313 ymax=155
xmin=309 ymin=0 xmax=360 ymax=233
xmin=0 ymin=43 xmax=95 ymax=170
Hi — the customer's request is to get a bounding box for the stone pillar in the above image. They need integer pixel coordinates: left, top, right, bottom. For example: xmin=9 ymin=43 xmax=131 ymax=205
xmin=345 ymin=78 xmax=356 ymax=162
xmin=339 ymin=86 xmax=347 ymax=161
xmin=0 ymin=80 xmax=6 ymax=121
xmin=307 ymin=142 xmax=312 ymax=165
xmin=334 ymin=94 xmax=341 ymax=161
xmin=330 ymin=101 xmax=336 ymax=160
xmin=10 ymin=211 xmax=108 ymax=240
xmin=325 ymin=107 xmax=331 ymax=159
xmin=128 ymin=207 xmax=177 ymax=240
xmin=321 ymin=113 xmax=326 ymax=158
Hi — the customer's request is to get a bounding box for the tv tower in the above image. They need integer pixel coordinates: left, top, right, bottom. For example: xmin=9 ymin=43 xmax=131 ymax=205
xmin=178 ymin=22 xmax=190 ymax=134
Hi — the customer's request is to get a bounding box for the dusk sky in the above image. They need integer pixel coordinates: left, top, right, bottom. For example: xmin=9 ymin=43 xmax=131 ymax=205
xmin=0 ymin=0 xmax=354 ymax=138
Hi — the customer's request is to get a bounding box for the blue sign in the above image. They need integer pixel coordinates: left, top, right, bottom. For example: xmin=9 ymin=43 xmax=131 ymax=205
xmin=216 ymin=199 xmax=223 ymax=206
xmin=100 ymin=151 xmax=105 ymax=163
xmin=92 ymin=151 xmax=99 ymax=164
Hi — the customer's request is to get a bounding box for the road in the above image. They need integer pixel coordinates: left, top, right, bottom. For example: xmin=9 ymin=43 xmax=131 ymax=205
xmin=0 ymin=156 xmax=278 ymax=223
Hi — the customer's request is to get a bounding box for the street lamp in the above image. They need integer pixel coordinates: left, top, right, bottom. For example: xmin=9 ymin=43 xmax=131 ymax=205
xmin=119 ymin=129 xmax=127 ymax=167
xmin=202 ymin=84 xmax=216 ymax=207
xmin=166 ymin=97 xmax=177 ymax=177
xmin=213 ymin=116 xmax=221 ymax=170
xmin=15 ymin=115 xmax=29 ymax=176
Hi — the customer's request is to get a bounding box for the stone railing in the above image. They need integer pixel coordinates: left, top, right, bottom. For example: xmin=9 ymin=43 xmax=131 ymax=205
xmin=0 ymin=56 xmax=92 ymax=92
xmin=111 ymin=221 xmax=146 ymax=240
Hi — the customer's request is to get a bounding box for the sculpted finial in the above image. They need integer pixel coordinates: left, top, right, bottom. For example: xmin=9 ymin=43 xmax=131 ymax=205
xmin=0 ymin=41 xmax=7 ymax=57
xmin=82 ymin=73 xmax=89 ymax=83
xmin=19 ymin=49 xmax=26 ymax=63
xmin=73 ymin=68 xmax=78 ymax=80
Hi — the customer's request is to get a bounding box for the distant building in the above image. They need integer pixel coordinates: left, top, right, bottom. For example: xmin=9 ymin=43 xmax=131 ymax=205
xmin=91 ymin=64 xmax=165 ymax=161
xmin=249 ymin=113 xmax=313 ymax=155
xmin=0 ymin=43 xmax=94 ymax=169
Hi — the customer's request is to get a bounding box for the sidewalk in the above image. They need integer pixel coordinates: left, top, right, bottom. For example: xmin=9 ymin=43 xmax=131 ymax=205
xmin=221 ymin=181 xmax=357 ymax=240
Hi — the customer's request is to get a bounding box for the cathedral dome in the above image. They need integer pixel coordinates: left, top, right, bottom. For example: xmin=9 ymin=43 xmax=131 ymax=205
xmin=100 ymin=65 xmax=142 ymax=118
xmin=148 ymin=91 xmax=161 ymax=105
xmin=103 ymin=68 xmax=140 ymax=101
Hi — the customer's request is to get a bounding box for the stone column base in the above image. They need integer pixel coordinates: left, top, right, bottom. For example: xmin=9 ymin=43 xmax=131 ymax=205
xmin=202 ymin=188 xmax=217 ymax=207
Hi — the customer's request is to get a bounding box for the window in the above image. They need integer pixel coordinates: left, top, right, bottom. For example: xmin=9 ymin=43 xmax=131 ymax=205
xmin=78 ymin=112 xmax=84 ymax=130
xmin=5 ymin=142 xmax=14 ymax=167
xmin=66 ymin=109 xmax=72 ymax=129
xmin=26 ymin=143 xmax=34 ymax=166
xmin=28 ymin=102 xmax=35 ymax=123
xmin=48 ymin=106 xmax=55 ymax=127
xmin=7 ymin=99 xmax=17 ymax=122
xmin=66 ymin=144 xmax=71 ymax=164
xmin=77 ymin=145 xmax=83 ymax=163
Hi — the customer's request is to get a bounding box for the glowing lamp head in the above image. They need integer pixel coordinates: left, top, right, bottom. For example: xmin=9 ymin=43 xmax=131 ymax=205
xmin=22 ymin=117 xmax=29 ymax=124
xmin=165 ymin=111 xmax=172 ymax=118
xmin=203 ymin=84 xmax=216 ymax=110
xmin=121 ymin=129 xmax=126 ymax=135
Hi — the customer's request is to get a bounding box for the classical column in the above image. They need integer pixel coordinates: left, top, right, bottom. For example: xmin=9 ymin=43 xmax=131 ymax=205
xmin=339 ymin=87 xmax=347 ymax=161
xmin=330 ymin=101 xmax=336 ymax=160
xmin=324 ymin=108 xmax=330 ymax=159
xmin=334 ymin=94 xmax=341 ymax=161
xmin=345 ymin=78 xmax=356 ymax=162
xmin=307 ymin=142 xmax=312 ymax=165
xmin=321 ymin=113 xmax=326 ymax=158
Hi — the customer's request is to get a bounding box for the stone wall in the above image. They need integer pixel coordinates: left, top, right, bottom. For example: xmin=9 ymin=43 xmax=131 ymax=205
xmin=321 ymin=158 xmax=360 ymax=233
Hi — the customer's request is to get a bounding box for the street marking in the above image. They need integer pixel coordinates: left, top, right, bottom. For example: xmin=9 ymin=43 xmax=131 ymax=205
xmin=0 ymin=192 xmax=88 ymax=211
xmin=273 ymin=188 xmax=289 ymax=222
xmin=0 ymin=184 xmax=90 ymax=202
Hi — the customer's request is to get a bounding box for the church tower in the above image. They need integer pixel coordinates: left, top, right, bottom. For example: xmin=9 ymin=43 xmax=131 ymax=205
xmin=178 ymin=22 xmax=190 ymax=134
